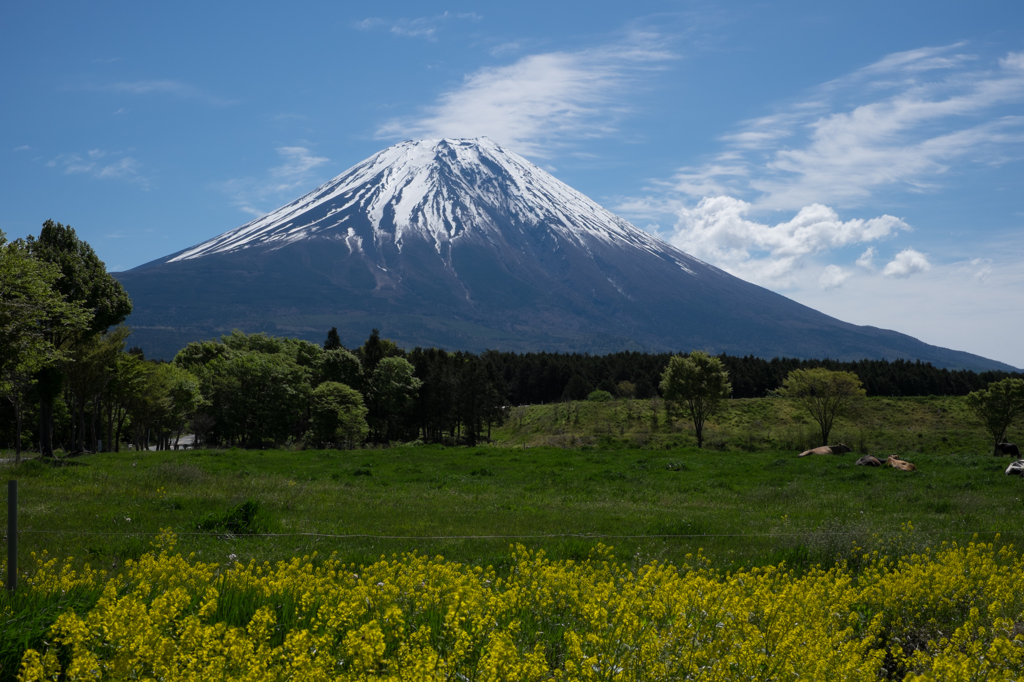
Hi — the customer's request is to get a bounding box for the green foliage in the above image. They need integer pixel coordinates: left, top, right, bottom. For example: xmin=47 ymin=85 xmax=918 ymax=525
xmin=318 ymin=348 xmax=363 ymax=389
xmin=308 ymin=382 xmax=368 ymax=448
xmin=616 ymin=381 xmax=636 ymax=399
xmin=358 ymin=328 xmax=403 ymax=372
xmin=367 ymin=356 xmax=422 ymax=442
xmin=0 ymin=234 xmax=90 ymax=374
xmin=25 ymin=220 xmax=131 ymax=338
xmin=324 ymin=326 xmax=342 ymax=351
xmin=197 ymin=500 xmax=271 ymax=535
xmin=779 ymin=368 xmax=866 ymax=446
xmin=587 ymin=390 xmax=613 ymax=402
xmin=965 ymin=377 xmax=1024 ymax=447
xmin=0 ymin=232 xmax=91 ymax=457
xmin=561 ymin=374 xmax=593 ymax=401
xmin=175 ymin=331 xmax=313 ymax=447
xmin=660 ymin=351 xmax=732 ymax=448
xmin=0 ymin=584 xmax=103 ymax=682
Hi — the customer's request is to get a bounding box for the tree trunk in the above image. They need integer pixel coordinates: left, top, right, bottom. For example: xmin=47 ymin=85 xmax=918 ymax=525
xmin=91 ymin=395 xmax=100 ymax=452
xmin=105 ymin=399 xmax=113 ymax=453
xmin=116 ymin=410 xmax=126 ymax=452
xmin=39 ymin=398 xmax=53 ymax=458
xmin=13 ymin=393 xmax=23 ymax=463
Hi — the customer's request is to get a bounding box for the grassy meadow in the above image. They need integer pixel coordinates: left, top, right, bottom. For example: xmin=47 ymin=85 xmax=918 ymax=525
xmin=1 ymin=394 xmax=1019 ymax=575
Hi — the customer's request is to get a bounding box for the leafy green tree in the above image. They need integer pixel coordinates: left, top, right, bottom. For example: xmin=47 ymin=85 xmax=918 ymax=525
xmin=106 ymin=351 xmax=148 ymax=451
xmin=64 ymin=327 xmax=130 ymax=452
xmin=26 ymin=220 xmax=132 ymax=337
xmin=307 ymin=382 xmax=368 ymax=448
xmin=965 ymin=378 xmax=1024 ymax=451
xmin=206 ymin=351 xmax=311 ymax=447
xmin=0 ymin=232 xmax=90 ymax=459
xmin=660 ymin=351 xmax=732 ymax=449
xmin=779 ymin=368 xmax=866 ymax=446
xmin=318 ymin=348 xmax=363 ymax=389
xmin=25 ymin=220 xmax=131 ymax=456
xmin=175 ymin=331 xmax=314 ymax=447
xmin=367 ymin=356 xmax=421 ymax=442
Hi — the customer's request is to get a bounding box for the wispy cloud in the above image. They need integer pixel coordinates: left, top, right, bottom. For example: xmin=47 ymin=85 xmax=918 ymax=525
xmin=12 ymin=145 xmax=30 ymax=152
xmin=660 ymin=45 xmax=1024 ymax=210
xmin=218 ymin=146 xmax=330 ymax=217
xmin=46 ymin=149 xmax=146 ymax=187
xmin=377 ymin=33 xmax=675 ymax=156
xmin=855 ymin=247 xmax=876 ymax=269
xmin=94 ymin=79 xmax=235 ymax=106
xmin=354 ymin=12 xmax=482 ymax=40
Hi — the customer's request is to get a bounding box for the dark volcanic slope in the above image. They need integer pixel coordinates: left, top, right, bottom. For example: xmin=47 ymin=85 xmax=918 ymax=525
xmin=115 ymin=138 xmax=1015 ymax=371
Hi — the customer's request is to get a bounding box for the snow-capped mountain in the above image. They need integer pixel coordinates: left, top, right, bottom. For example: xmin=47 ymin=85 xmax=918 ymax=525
xmin=116 ymin=138 xmax=1014 ymax=371
xmin=168 ymin=137 xmax=673 ymax=266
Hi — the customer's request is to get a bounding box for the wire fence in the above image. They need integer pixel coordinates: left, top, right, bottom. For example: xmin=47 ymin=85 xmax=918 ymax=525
xmin=9 ymin=528 xmax=1021 ymax=540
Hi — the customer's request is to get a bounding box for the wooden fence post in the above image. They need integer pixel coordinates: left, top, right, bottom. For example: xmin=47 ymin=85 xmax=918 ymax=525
xmin=7 ymin=479 xmax=16 ymax=592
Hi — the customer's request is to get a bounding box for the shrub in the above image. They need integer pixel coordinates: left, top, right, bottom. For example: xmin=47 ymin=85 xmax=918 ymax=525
xmin=586 ymin=390 xmax=613 ymax=402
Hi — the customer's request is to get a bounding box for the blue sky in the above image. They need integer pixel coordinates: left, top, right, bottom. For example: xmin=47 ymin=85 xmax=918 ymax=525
xmin=3 ymin=1 xmax=1023 ymax=367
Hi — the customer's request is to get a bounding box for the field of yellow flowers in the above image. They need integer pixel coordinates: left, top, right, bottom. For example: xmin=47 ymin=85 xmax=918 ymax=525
xmin=4 ymin=529 xmax=1024 ymax=681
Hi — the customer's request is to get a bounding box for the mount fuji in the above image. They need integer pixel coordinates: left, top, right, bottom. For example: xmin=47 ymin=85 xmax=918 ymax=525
xmin=115 ymin=137 xmax=1014 ymax=371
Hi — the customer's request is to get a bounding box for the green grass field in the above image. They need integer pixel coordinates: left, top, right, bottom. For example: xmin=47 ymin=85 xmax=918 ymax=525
xmin=1 ymin=394 xmax=1020 ymax=579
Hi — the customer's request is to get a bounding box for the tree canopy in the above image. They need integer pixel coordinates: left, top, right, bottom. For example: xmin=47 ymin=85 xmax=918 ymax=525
xmin=779 ymin=368 xmax=866 ymax=446
xmin=660 ymin=351 xmax=732 ymax=449
xmin=965 ymin=377 xmax=1024 ymax=449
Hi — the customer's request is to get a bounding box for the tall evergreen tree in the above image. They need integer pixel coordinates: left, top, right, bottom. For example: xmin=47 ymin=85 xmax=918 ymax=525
xmin=324 ymin=327 xmax=342 ymax=351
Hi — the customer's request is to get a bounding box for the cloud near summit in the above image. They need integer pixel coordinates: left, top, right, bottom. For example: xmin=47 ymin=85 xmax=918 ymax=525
xmin=376 ymin=33 xmax=675 ymax=157
xmin=668 ymin=196 xmax=908 ymax=288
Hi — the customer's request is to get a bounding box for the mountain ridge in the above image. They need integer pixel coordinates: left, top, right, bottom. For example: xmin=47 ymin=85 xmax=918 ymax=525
xmin=115 ymin=138 xmax=1017 ymax=372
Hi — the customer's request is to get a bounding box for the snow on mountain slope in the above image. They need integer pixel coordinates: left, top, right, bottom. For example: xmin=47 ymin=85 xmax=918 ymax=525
xmin=168 ymin=137 xmax=685 ymax=267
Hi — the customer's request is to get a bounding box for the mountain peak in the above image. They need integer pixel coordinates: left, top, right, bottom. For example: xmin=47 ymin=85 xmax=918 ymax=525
xmin=162 ymin=137 xmax=672 ymax=266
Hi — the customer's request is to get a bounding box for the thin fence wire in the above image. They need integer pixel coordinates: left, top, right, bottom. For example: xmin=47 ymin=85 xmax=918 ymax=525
xmin=9 ymin=529 xmax=1021 ymax=540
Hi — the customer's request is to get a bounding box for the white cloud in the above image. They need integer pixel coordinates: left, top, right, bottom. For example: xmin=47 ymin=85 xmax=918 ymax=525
xmin=218 ymin=146 xmax=330 ymax=217
xmin=12 ymin=145 xmax=30 ymax=152
xmin=882 ymin=248 xmax=931 ymax=278
xmin=376 ymin=33 xmax=675 ymax=156
xmin=856 ymin=246 xmax=876 ymax=269
xmin=46 ymin=150 xmax=146 ymax=186
xmin=819 ymin=265 xmax=851 ymax=289
xmin=354 ymin=12 xmax=481 ymax=40
xmin=668 ymin=195 xmax=907 ymax=287
xmin=97 ymin=80 xmax=235 ymax=106
xmin=644 ymin=46 xmax=1024 ymax=210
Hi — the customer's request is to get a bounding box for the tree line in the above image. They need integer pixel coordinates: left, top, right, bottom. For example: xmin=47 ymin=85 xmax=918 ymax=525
xmin=4 ymin=220 xmax=1023 ymax=453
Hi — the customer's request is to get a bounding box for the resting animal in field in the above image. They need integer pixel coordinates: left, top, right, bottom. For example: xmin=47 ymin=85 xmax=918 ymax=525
xmin=798 ymin=444 xmax=852 ymax=457
xmin=886 ymin=456 xmax=916 ymax=472
xmin=856 ymin=455 xmax=882 ymax=467
xmin=1005 ymin=460 xmax=1024 ymax=476
xmin=996 ymin=443 xmax=1021 ymax=457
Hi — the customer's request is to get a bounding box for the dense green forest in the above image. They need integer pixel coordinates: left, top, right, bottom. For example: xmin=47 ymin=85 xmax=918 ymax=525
xmin=3 ymin=221 xmax=1022 ymax=453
